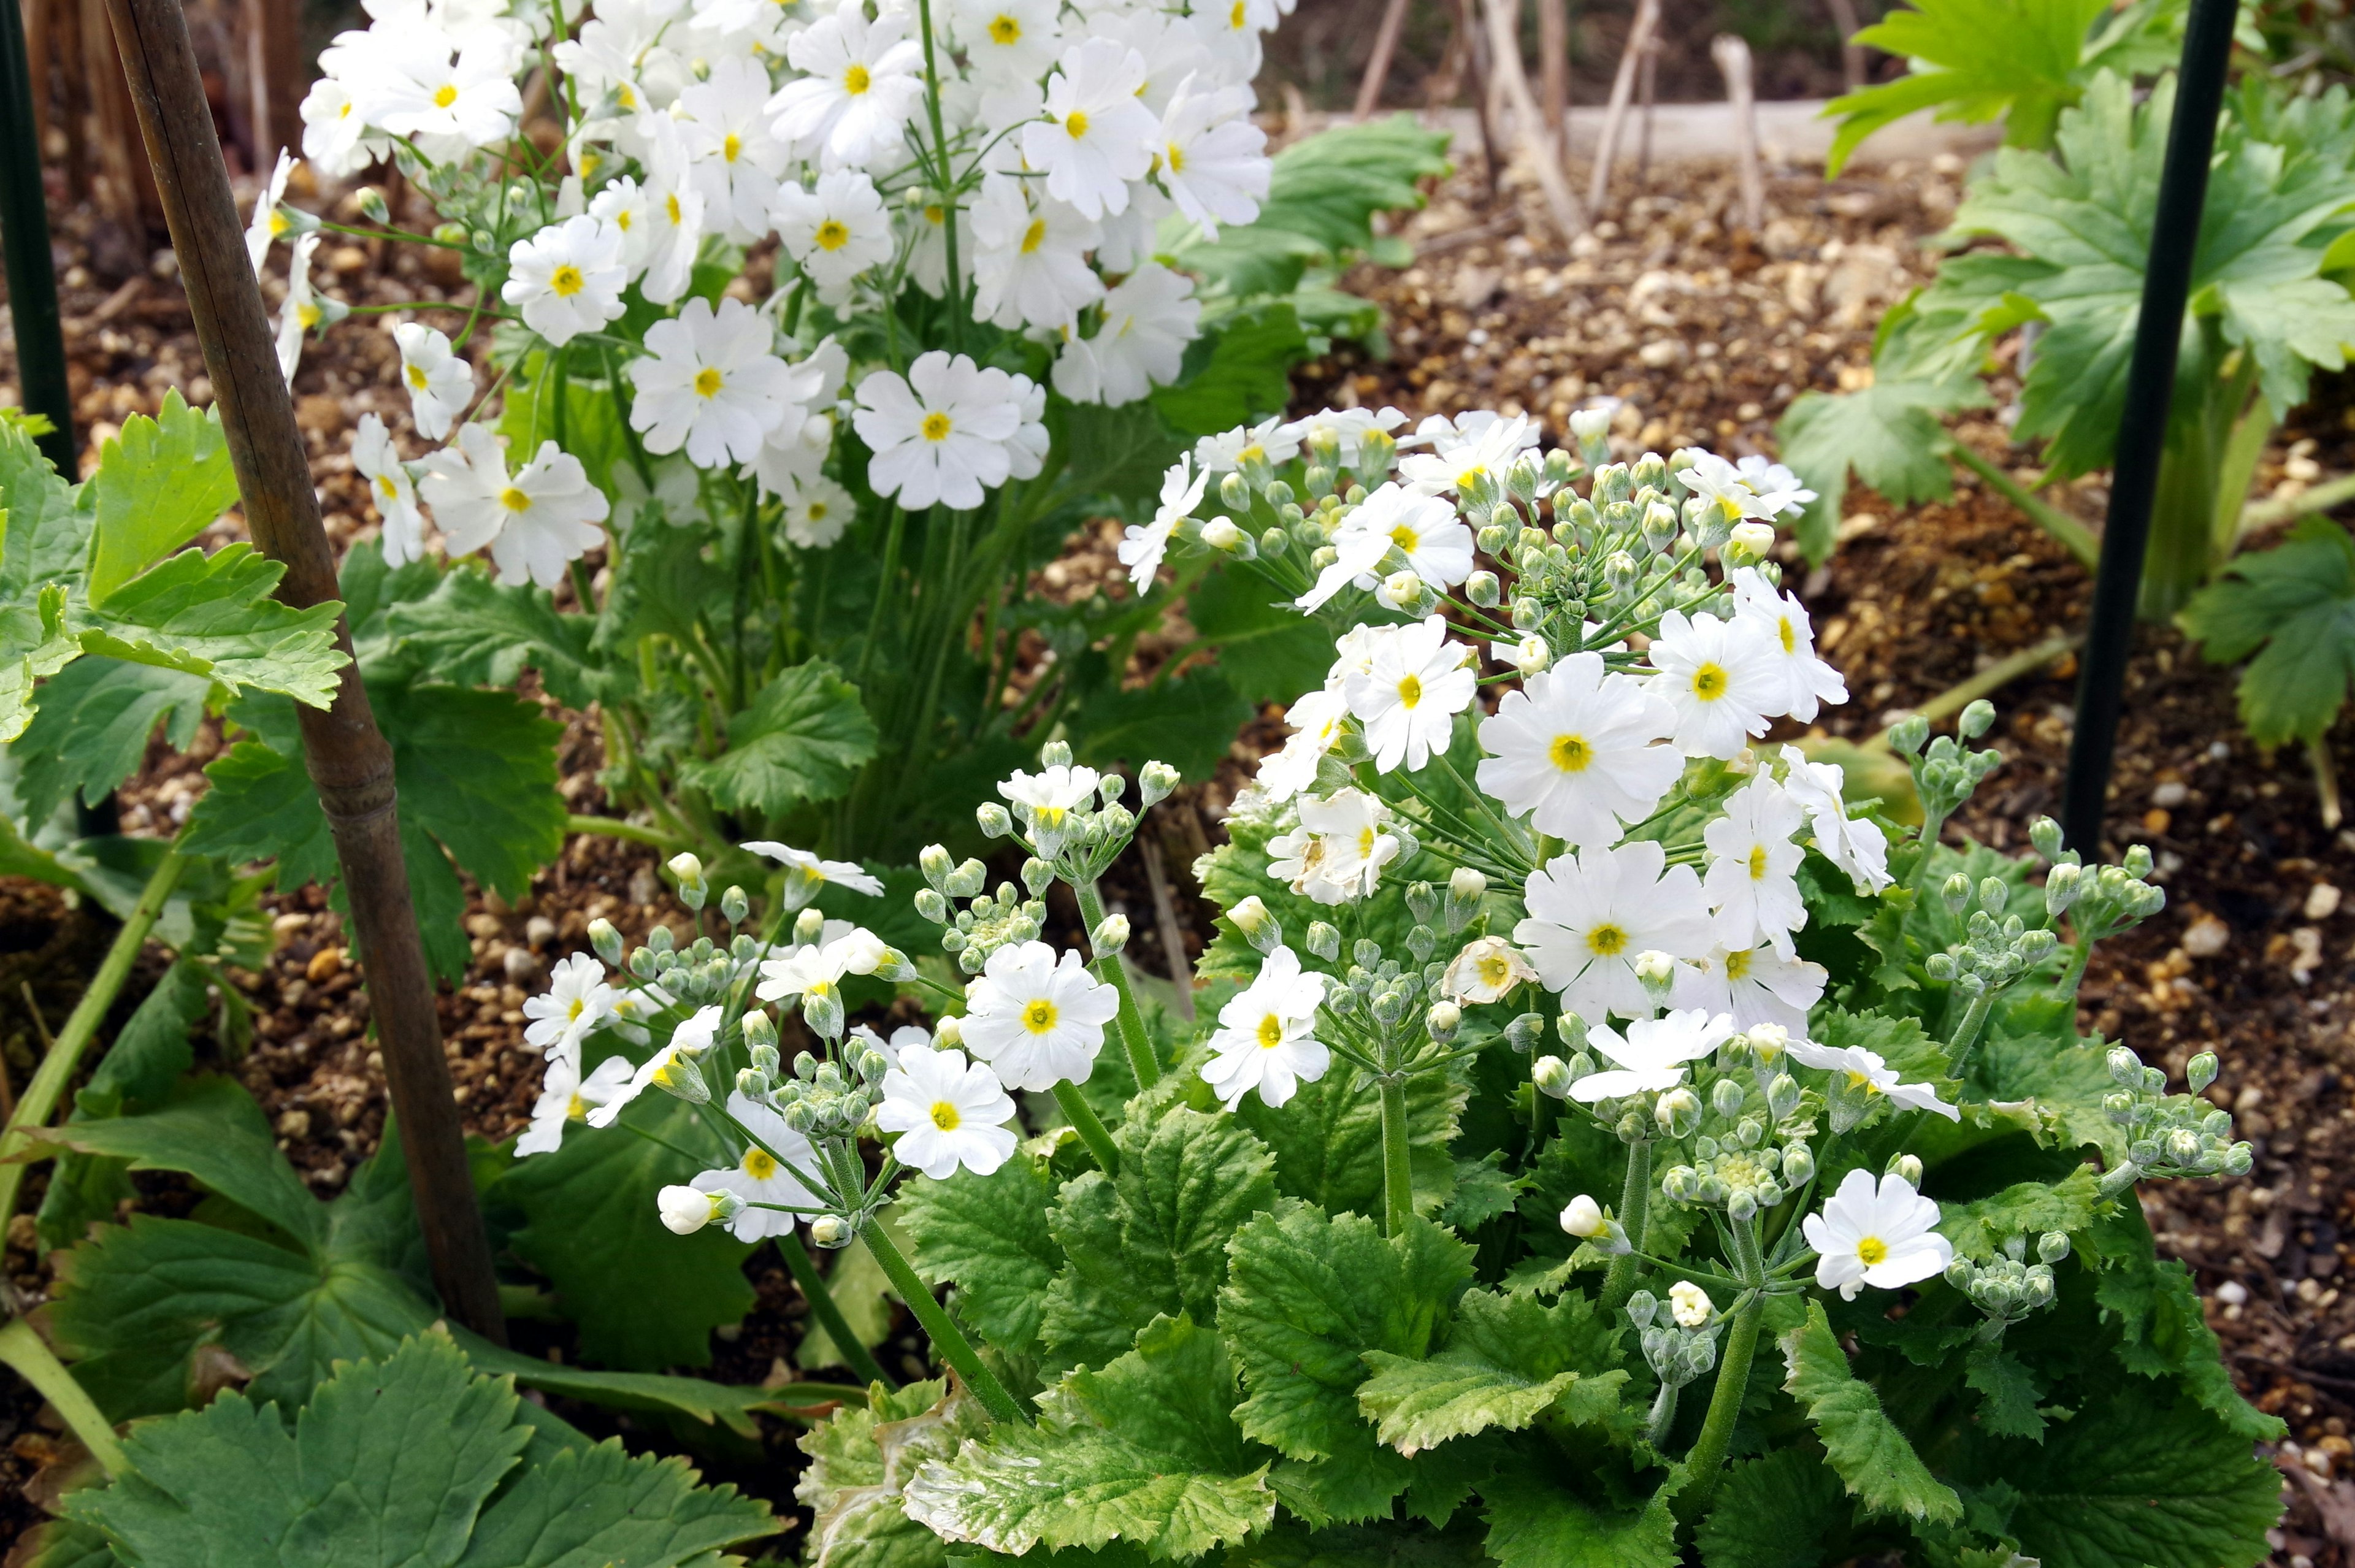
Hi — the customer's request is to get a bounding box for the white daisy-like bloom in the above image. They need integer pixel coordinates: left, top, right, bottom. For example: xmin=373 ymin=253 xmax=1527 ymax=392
xmin=902 ymin=188 xmax=978 ymax=300
xmin=1786 ymin=1039 xmax=1959 ymax=1122
xmin=960 ymin=940 xmax=1119 ymax=1091
xmin=748 ymin=335 xmax=849 ymax=501
xmin=772 ymin=170 xmax=894 ymax=304
xmin=676 ymin=55 xmax=790 ymax=241
xmin=1777 ymin=745 xmax=1893 ymax=894
xmin=1397 ymin=412 xmax=1541 ymax=497
xmin=1119 ymin=456 xmax=1208 ymax=594
xmin=1293 ymin=521 xmax=1393 ymax=614
xmin=998 ymin=762 xmax=1101 ymax=855
xmin=588 ymin=175 xmax=659 ymax=275
xmin=968 ymin=173 xmax=1103 ymax=332
xmin=1190 ymin=0 xmax=1274 ymax=75
xmin=1670 ymin=942 xmax=1827 ymax=1034
xmin=779 ymin=472 xmax=856 ymax=548
xmin=502 ymin=215 xmax=628 ymax=346
xmin=1732 ymin=453 xmax=1818 ymax=519
xmin=274 ymin=232 xmax=323 ymax=384
xmin=754 ymin=928 xmax=889 ymax=1017
xmin=522 ymin=951 xmax=617 ymax=1053
xmin=1642 ymin=608 xmax=1781 ymax=761
xmin=1517 ymin=841 xmax=1715 ymax=1022
xmin=1342 ymin=614 xmax=1476 ymax=774
xmin=853 ymin=351 xmax=1040 ymax=511
xmin=299 ymin=79 xmax=379 ymax=176
xmin=393 ymin=321 xmax=474 ymax=442
xmin=635 ymin=126 xmax=708 ymax=305
xmin=691 ymin=1092 xmax=825 ymax=1241
xmin=1729 ymin=568 xmax=1847 ymax=724
xmin=1255 ymin=687 xmax=1349 ymax=803
xmin=1327 ymin=482 xmax=1474 ymax=592
xmin=1053 ymin=262 xmax=1200 ymax=407
xmin=1802 ymin=1168 xmax=1955 ymax=1300
xmin=587 ymin=1004 xmax=724 ymax=1126
xmin=741 ymin=839 xmax=887 ymax=901
xmin=1025 ymin=38 xmax=1158 ymax=219
xmin=1201 ymin=944 xmax=1329 ymax=1109
xmin=1157 ymin=73 xmax=1267 ymax=237
xmin=516 ymin=1052 xmax=636 ymax=1155
xmin=1568 ymin=1008 xmax=1735 ymax=1101
xmin=1677 ymin=450 xmax=1786 ymax=526
xmin=244 ymin=147 xmax=296 ymax=274
xmin=1267 ymin=787 xmax=1401 ymax=905
xmin=1476 ymin=654 xmax=1681 ymax=846
xmin=1092 ymin=3 xmax=1218 ymax=114
xmin=1278 ymin=406 xmax=1412 ymax=468
xmin=351 ymin=414 xmax=426 ymax=567
xmin=876 ymin=1045 xmax=1020 ymax=1179
xmin=951 ymin=0 xmax=1062 ymax=83
xmin=768 ymin=0 xmax=927 ymax=169
xmin=372 ymin=36 xmax=523 ymax=147
xmin=849 ymin=1022 xmax=936 ymax=1074
xmin=628 ymin=296 xmax=794 ymax=468
xmin=1441 ymin=935 xmax=1541 ymax=1004
xmin=417 ymin=424 xmax=611 ymax=589
xmin=1701 ymin=774 xmax=1809 ymax=957
xmin=1193 ymin=415 xmax=1301 ymax=475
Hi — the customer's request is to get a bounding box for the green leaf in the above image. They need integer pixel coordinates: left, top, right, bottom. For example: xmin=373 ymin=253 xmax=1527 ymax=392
xmin=1780 ymin=1299 xmax=1964 ymax=1523
xmin=384 ymin=565 xmax=610 ymax=709
xmin=32 ymin=1076 xmax=326 ymax=1247
xmin=2180 ymin=517 xmax=2355 ymax=745
xmin=1223 ymin=1517 xmax=1495 ymax=1566
xmin=454 ymin=1329 xmax=819 ymax=1440
xmin=182 ymin=736 xmax=340 ymax=888
xmin=795 ymin=1231 xmax=898 ymax=1372
xmin=1822 ymin=0 xmax=2111 ymax=174
xmin=13 ymin=658 xmax=211 ymax=827
xmin=1964 ymin=1345 xmax=2048 ymax=1440
xmin=1070 ymin=665 xmax=1252 ymax=784
xmin=1938 ymin=1165 xmax=2102 ymax=1263
xmin=5 ymin=1520 xmax=118 ymax=1568
xmin=0 ymin=582 xmax=81 ymax=743
xmin=1235 ymin=1058 xmax=1469 ymax=1232
xmin=1356 ymin=1288 xmax=1630 ymax=1456
xmin=454 ymin=1423 xmax=779 ymax=1567
xmin=74 ymin=544 xmax=346 ymax=709
xmin=1185 ymin=564 xmax=1337 ymax=707
xmin=1774 ymin=381 xmax=1965 ymax=563
xmin=898 ymin=1153 xmax=1063 ymax=1358
xmin=2094 ymin=1249 xmax=2286 ymax=1442
xmin=82 ymin=392 xmax=239 ymax=605
xmin=796 ymin=1379 xmax=984 ymax=1568
xmin=901 ymin=1314 xmax=1276 ymax=1560
xmin=1478 ymin=1450 xmax=1680 ymax=1568
xmin=37 ymin=961 xmax=212 ymax=1252
xmin=1151 ymin=303 xmax=1309 ymax=437
xmin=1051 ymin=402 xmax=1190 ymax=513
xmin=0 ymin=414 xmax=89 ymax=598
xmin=676 ymin=659 xmax=879 ymax=817
xmin=1696 ymin=1448 xmax=1854 ymax=1568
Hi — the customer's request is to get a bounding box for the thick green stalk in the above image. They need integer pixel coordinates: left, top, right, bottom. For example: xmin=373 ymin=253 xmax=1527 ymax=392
xmin=1944 ymin=984 xmax=2000 ymax=1081
xmin=1677 ymin=1295 xmax=1763 ymax=1516
xmin=1051 ymin=1080 xmax=1121 ymax=1176
xmin=778 ymin=1230 xmax=894 ymax=1390
xmin=1600 ymin=1138 xmax=1653 ymax=1309
xmin=1379 ymin=1077 xmax=1414 ymax=1237
xmin=1076 ymin=878 xmax=1158 ymax=1087
xmin=0 ymin=846 xmax=187 ymax=1225
xmin=0 ymin=1319 xmax=125 ymax=1476
xmin=1949 ymin=446 xmax=2099 ymax=569
xmin=861 ymin=1218 xmax=1025 ymax=1423
xmin=564 ymin=813 xmax=689 ymax=854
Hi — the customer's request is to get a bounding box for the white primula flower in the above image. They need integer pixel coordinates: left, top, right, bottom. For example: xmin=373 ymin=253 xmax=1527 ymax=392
xmin=245 ymin=147 xmax=296 ymax=273
xmin=300 ymin=80 xmax=379 ymax=176
xmin=1778 ymin=745 xmax=1893 ymax=893
xmin=1195 ymin=415 xmax=1301 ymax=474
xmin=637 ymin=124 xmax=708 ymax=304
xmin=748 ymin=334 xmax=849 ymax=500
xmin=1202 ymin=945 xmax=1329 ymax=1109
xmin=770 ymin=0 xmax=927 ymax=169
xmin=1732 ymin=453 xmax=1818 ymax=519
xmin=1343 ymin=615 xmax=1476 ymax=773
xmin=1328 ymin=482 xmax=1474 ymax=591
xmin=1642 ymin=608 xmax=1780 ymax=760
xmin=1786 ymin=1039 xmax=1960 ymax=1121
xmin=629 ymin=296 xmax=795 ymax=468
xmin=274 ymin=232 xmax=324 ymax=384
xmin=1279 ymin=405 xmax=1412 ymax=466
xmin=1255 ymin=687 xmax=1349 ymax=802
xmin=779 ymin=473 xmax=856 ymax=547
xmin=1397 ymin=412 xmax=1541 ymax=497
xmin=373 ymin=36 xmax=523 ymax=146
xmin=961 ymin=940 xmax=1119 ymax=1090
xmin=351 ymin=413 xmax=426 ymax=567
xmin=851 ymin=1022 xmax=935 ymax=1073
xmin=1671 ymin=943 xmax=1827 ymax=1034
xmin=969 ymin=173 xmax=1103 ymax=332
xmin=1518 ymin=841 xmax=1715 ymax=1021
xmin=1025 ymin=38 xmax=1158 ymax=219
xmin=1053 ymin=262 xmax=1199 ymax=407
xmin=1120 ymin=456 xmax=1208 ymax=594
xmin=418 ymin=424 xmax=611 ymax=589
xmin=516 ymin=1052 xmax=635 ymax=1155
xmin=1569 ymin=1009 xmax=1734 ymax=1102
xmin=1731 ymin=568 xmax=1847 ymax=722
xmin=772 ymin=169 xmax=894 ymax=303
xmin=998 ymin=763 xmax=1100 ymax=854
xmin=951 ymin=0 xmax=1062 ymax=82
xmin=1293 ymin=520 xmax=1394 ymax=614
xmin=588 ymin=1005 xmax=723 ymax=1126
xmin=1701 ymin=774 xmax=1809 ymax=957
xmin=691 ymin=1091 xmax=825 ymax=1241
xmin=1669 ymin=1279 xmax=1714 ymax=1327
xmin=877 ymin=1046 xmax=1020 ymax=1178
xmin=1677 ymin=450 xmax=1784 ymax=526
xmin=677 ymin=56 xmax=790 ymax=241
xmin=754 ymin=928 xmax=887 ymax=1023
xmin=1157 ymin=74 xmax=1267 ymax=236
xmin=523 ymin=952 xmax=616 ymax=1052
xmin=1441 ymin=935 xmax=1541 ymax=1004
xmin=853 ymin=351 xmax=1041 ymax=511
xmin=1802 ymin=1168 xmax=1955 ymax=1300
xmin=1476 ymin=654 xmax=1681 ymax=846
xmin=741 ymin=839 xmax=887 ymax=900
xmin=588 ymin=175 xmax=659 ymax=275
xmin=1267 ymin=788 xmax=1401 ymax=905
xmin=502 ymin=215 xmax=628 ymax=346
xmin=393 ymin=321 xmax=473 ymax=441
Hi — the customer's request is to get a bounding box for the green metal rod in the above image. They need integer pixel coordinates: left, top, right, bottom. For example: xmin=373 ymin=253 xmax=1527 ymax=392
xmin=0 ymin=0 xmax=75 ymax=474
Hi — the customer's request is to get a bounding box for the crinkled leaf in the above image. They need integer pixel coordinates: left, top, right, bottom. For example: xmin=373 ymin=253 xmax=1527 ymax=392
xmin=1071 ymin=665 xmax=1253 ymax=784
xmin=385 ymin=564 xmax=610 ymax=709
xmin=1151 ymin=302 xmax=1309 ymax=438
xmin=1939 ymin=1165 xmax=2102 ymax=1263
xmin=2180 ymin=517 xmax=2355 ymax=746
xmin=2095 ymin=1249 xmax=2285 ymax=1442
xmin=454 ymin=1424 xmax=778 ymax=1567
xmin=898 ymin=1153 xmax=1063 ymax=1358
xmin=1235 ymin=1049 xmax=1467 ymax=1223
xmin=1964 ymin=1345 xmax=2048 ymax=1440
xmin=1356 ymin=1287 xmax=1630 ymax=1456
xmin=0 ymin=415 xmax=88 ymax=597
xmin=14 ymin=658 xmax=211 ymax=827
xmin=1780 ymin=1299 xmax=1963 ymax=1523
xmin=31 ymin=1076 xmax=325 ymax=1247
xmin=795 ymin=1380 xmax=983 ymax=1568
xmin=36 ymin=962 xmax=212 ymax=1252
xmin=1185 ymin=565 xmax=1338 ymax=706
xmin=677 ymin=659 xmax=878 ymax=817
xmin=1478 ymin=1450 xmax=1680 ymax=1568
xmin=75 ymin=544 xmax=346 ymax=709
xmin=0 ymin=581 xmax=80 ymax=742
xmin=83 ymin=392 xmax=239 ymax=605
xmin=1696 ymin=1448 xmax=1855 ymax=1568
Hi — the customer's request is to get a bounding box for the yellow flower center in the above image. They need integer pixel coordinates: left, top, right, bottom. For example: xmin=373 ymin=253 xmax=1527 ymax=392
xmin=269 ymin=210 xmax=289 ymax=237
xmin=432 ymin=82 xmax=459 ymax=108
xmin=930 ymin=1100 xmax=962 ymax=1130
xmin=1256 ymin=1013 xmax=1284 ymax=1049
xmin=921 ymin=411 xmax=954 ymax=442
xmin=1166 ymin=142 xmax=1185 ymax=172
xmin=567 ymin=996 xmax=586 ymax=1020
xmin=1748 ymin=844 xmax=1769 ymax=879
xmin=924 ymin=204 xmax=944 ymax=226
xmin=297 ymin=303 xmax=322 ymax=329
xmin=742 ymin=1147 xmax=779 ymax=1180
xmin=407 ymin=363 xmax=428 ymax=389
xmin=1396 ymin=673 xmax=1422 ymax=708
xmin=1778 ymin=616 xmax=1796 ymax=654
xmin=616 ymin=208 xmax=634 ymax=231
xmin=694 ymin=366 xmax=725 ymax=397
xmin=1587 ymin=923 xmax=1628 ymax=957
xmin=1477 ymin=952 xmax=1512 ymax=987
xmin=1020 ymin=217 xmax=1047 ymax=253
xmin=376 ymin=475 xmax=398 ymax=501
xmin=1855 ymin=1236 xmax=1888 ymax=1266
xmin=1229 ymin=0 xmax=1243 ymax=25
xmin=500 ymin=486 xmax=533 ymax=513
xmin=814 ymin=218 xmax=851 ymax=250
xmin=550 ymin=264 xmax=586 ymax=297
xmin=1065 ymin=109 xmax=1090 ymax=139
xmin=807 ymin=501 xmax=829 ymax=521
xmin=1390 ymin=523 xmax=1418 ymax=551
xmin=988 ymin=12 xmax=1020 ymax=42
xmin=1724 ymin=947 xmax=1752 ymax=981
xmin=1021 ymin=998 xmax=1057 ymax=1033
xmin=338 ymin=100 xmax=353 ymax=120
xmin=1549 ymin=733 xmax=1591 ymax=773
xmin=722 ymin=132 xmax=742 ymax=163
xmin=666 ymin=193 xmax=683 ymax=225
xmin=618 ymin=85 xmax=637 ymax=109
xmin=1358 ymin=825 xmax=1378 ymax=859
xmin=1456 ymin=467 xmax=1481 ymax=491
xmin=1690 ymin=662 xmax=1728 ymax=700
xmin=565 ymin=1093 xmax=589 ymax=1119
xmin=844 ymin=63 xmax=871 ymax=94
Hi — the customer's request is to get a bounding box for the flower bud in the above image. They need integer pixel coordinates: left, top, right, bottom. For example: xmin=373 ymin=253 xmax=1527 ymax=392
xmin=1466 ymin=569 xmax=1502 ymax=607
xmin=713 ymin=884 xmax=746 ymax=925
xmin=1656 ymin=1086 xmax=1701 ymax=1138
xmin=810 ymin=1213 xmax=852 ymax=1249
xmin=1767 ymin=1073 xmax=1801 ymax=1121
xmin=2186 ymin=1052 xmax=2219 ymax=1095
xmin=1202 ymin=517 xmax=1246 ymax=553
xmin=657 ymin=1184 xmax=729 ymax=1236
xmin=1092 ymin=913 xmax=1131 ymax=956
xmin=1634 ymin=950 xmax=1677 ymax=995
xmin=1426 ymin=1001 xmax=1462 ymax=1043
xmin=1504 ymin=1012 xmax=1546 ymax=1054
xmin=652 ymin=1050 xmax=710 ymax=1105
xmin=1139 ymin=760 xmax=1181 ymax=807
xmin=1533 ymin=1055 xmax=1574 ymax=1100
xmin=1710 ymin=1076 xmax=1746 ymax=1120
xmin=1725 ymin=520 xmax=1777 ymax=564
xmin=668 ymin=852 xmax=708 ymax=911
xmin=1561 ymin=1194 xmax=1606 ymax=1237
xmin=1780 ymin=1142 xmax=1815 ymax=1185
xmin=919 ymin=843 xmax=955 ymax=890
xmin=1669 ymin=1280 xmax=1713 ymax=1329
xmin=743 ymin=1010 xmax=778 ymax=1052
xmin=976 ymin=802 xmax=1013 ymax=838
xmin=588 ymin=917 xmax=623 ymax=966
xmin=1958 ymin=698 xmax=1996 ymax=740
xmin=1888 ymin=1153 xmax=1923 ymax=1186
xmin=1230 ymin=895 xmax=1281 ymax=954
xmin=916 ymin=889 xmax=950 ymax=924
xmin=1306 ymin=920 xmax=1341 ymax=961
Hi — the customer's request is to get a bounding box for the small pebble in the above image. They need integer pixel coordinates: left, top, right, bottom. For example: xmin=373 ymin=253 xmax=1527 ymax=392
xmin=502 ymin=945 xmax=544 ymax=985
xmin=2305 ymin=884 xmax=2341 ymax=920
xmin=2142 ymin=808 xmax=2170 ymax=835
xmin=305 ymin=946 xmax=345 ymax=984
xmin=2151 ymin=781 xmax=2188 ymax=809
xmin=525 ymin=915 xmax=558 ymax=949
xmin=276 ymin=1108 xmax=313 ymax=1138
xmin=2183 ymin=913 xmax=2231 ymax=958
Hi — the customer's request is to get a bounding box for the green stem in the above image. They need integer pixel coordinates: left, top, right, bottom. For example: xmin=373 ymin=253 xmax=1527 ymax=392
xmin=1678 ymin=1294 xmax=1763 ymax=1516
xmin=1945 ymin=984 xmax=1999 ymax=1082
xmin=0 ymin=1319 xmax=125 ymax=1477
xmin=1379 ymin=1076 xmax=1413 ymax=1237
xmin=1951 ymin=446 xmax=2099 ymax=570
xmin=2240 ymin=468 xmax=2355 ymax=534
xmin=861 ymin=1218 xmax=1025 ymax=1423
xmin=565 ymin=813 xmax=690 ymax=854
xmin=1076 ymin=878 xmax=1158 ymax=1088
xmin=777 ymin=1230 xmax=895 ymax=1390
xmin=1601 ymin=1139 xmax=1653 ymax=1310
xmin=1050 ymin=1080 xmax=1122 ymax=1176
xmin=0 ymin=845 xmax=187 ymax=1223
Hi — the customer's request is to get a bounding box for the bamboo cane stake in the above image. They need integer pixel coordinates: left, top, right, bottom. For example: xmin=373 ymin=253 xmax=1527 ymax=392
xmin=1354 ymin=0 xmax=1412 ymax=120
xmin=1536 ymin=0 xmax=1567 ymax=145
xmin=1479 ymin=0 xmax=1582 ymax=239
xmin=1712 ymin=33 xmax=1766 ymax=233
xmin=1634 ymin=33 xmax=1658 ymax=186
xmin=96 ymin=0 xmax=508 ymax=1344
xmin=1585 ymin=0 xmax=1658 ymax=215
xmin=1826 ymin=0 xmax=1867 ymax=93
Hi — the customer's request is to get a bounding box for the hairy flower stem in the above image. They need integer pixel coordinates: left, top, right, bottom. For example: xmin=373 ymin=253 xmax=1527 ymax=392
xmin=0 ymin=1319 xmax=126 ymax=1476
xmin=778 ymin=1230 xmax=894 ymax=1390
xmin=1052 ymin=1080 xmax=1122 ymax=1175
xmin=1380 ymin=1077 xmax=1414 ymax=1237
xmin=862 ymin=1218 xmax=1027 ymax=1424
xmin=1679 ymin=1223 xmax=1767 ymax=1519
xmin=1945 ymin=985 xmax=1999 ymax=1083
xmin=1645 ymin=1378 xmax=1680 ymax=1448
xmin=1078 ymin=877 xmax=1160 ymax=1088
xmin=1600 ymin=1139 xmax=1653 ymax=1310
xmin=2057 ymin=936 xmax=2094 ymax=999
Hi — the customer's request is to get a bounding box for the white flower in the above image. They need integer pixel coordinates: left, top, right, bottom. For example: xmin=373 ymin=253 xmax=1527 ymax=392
xmin=772 ymin=170 xmax=894 ymax=302
xmin=1266 ymin=787 xmax=1401 ymax=905
xmin=853 ymin=351 xmax=1041 ymax=511
xmin=393 ymin=321 xmax=473 ymax=441
xmin=1328 ymin=483 xmax=1473 ymax=592
xmin=274 ymin=232 xmax=323 ymax=384
xmin=1786 ymin=1039 xmax=1959 ymax=1121
xmin=300 ymin=80 xmax=378 ymax=176
xmin=1397 ymin=412 xmax=1540 ymax=497
xmin=1669 ymin=1280 xmax=1714 ymax=1328
xmin=877 ymin=1046 xmax=1020 ymax=1179
xmin=770 ymin=0 xmax=927 ymax=169
xmin=951 ymin=0 xmax=1062 ymax=82
xmin=779 ymin=472 xmax=856 ymax=547
xmin=1441 ymin=935 xmax=1540 ymax=1004
xmin=1120 ymin=456 xmax=1208 ymax=594
xmin=1255 ymin=687 xmax=1349 ymax=802
xmin=635 ymin=128 xmax=709 ymax=304
xmin=245 ymin=148 xmax=296 ymax=274
xmin=1802 ymin=1168 xmax=1954 ymax=1300
xmin=677 ymin=56 xmax=790 ymax=241
xmin=1053 ymin=263 xmax=1199 ymax=407
xmin=1476 ymin=654 xmax=1680 ymax=847
xmin=1292 ymin=524 xmax=1393 ymax=614
xmin=373 ymin=36 xmax=522 ymax=146
xmin=756 ymin=928 xmax=887 ymax=1006
xmin=1731 ymin=568 xmax=1847 ymax=722
xmin=1670 ymin=942 xmax=1827 ymax=1034
xmin=523 ymin=952 xmax=617 ymax=1052
xmin=516 ymin=1051 xmax=636 ymax=1155
xmin=691 ymin=1091 xmax=825 ymax=1241
xmin=741 ymin=840 xmax=886 ymax=900
xmin=1732 ymin=453 xmax=1818 ymax=519
xmin=1195 ymin=416 xmax=1300 ymax=474
xmin=629 ymin=296 xmax=795 ymax=468
xmin=1517 ymin=841 xmax=1715 ymax=1021
xmin=659 ymin=1184 xmax=727 ymax=1234
xmin=1778 ymin=745 xmax=1892 ymax=893
xmin=1492 ymin=635 xmax=1550 ymax=675
xmin=1561 ymin=1194 xmax=1606 ymax=1237
xmin=1677 ymin=451 xmax=1785 ymax=526
xmin=419 ymin=425 xmax=610 ymax=589
xmin=963 ymin=175 xmax=1086 ymax=331
xmin=1280 ymin=406 xmax=1412 ymax=465
xmin=351 ymin=413 xmax=426 ymax=567
xmin=1642 ymin=608 xmax=1781 ymax=760
xmin=1568 ymin=1008 xmax=1733 ymax=1101
xmin=998 ymin=763 xmax=1101 ymax=854
xmin=851 ymin=1022 xmax=936 ymax=1073
xmin=502 ymin=215 xmax=627 ymax=346
xmin=1025 ymin=39 xmax=1158 ymax=219
xmin=748 ymin=335 xmax=849 ymax=501
xmin=588 ymin=1005 xmax=724 ymax=1126
xmin=1702 ymin=775 xmax=1809 ymax=956
xmin=1202 ymin=944 xmax=1329 ymax=1109
xmin=1343 ymin=615 xmax=1476 ymax=773
xmin=1157 ymin=74 xmax=1266 ymax=236
xmin=961 ymin=940 xmax=1119 ymax=1090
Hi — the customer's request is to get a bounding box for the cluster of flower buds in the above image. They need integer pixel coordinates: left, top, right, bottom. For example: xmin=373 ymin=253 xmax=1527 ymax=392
xmin=2097 ymin=1047 xmax=2253 ymax=1196
xmin=766 ymin=1040 xmax=892 ymax=1139
xmin=976 ymin=743 xmax=1178 ymax=890
xmin=607 ymin=916 xmax=765 ymax=1004
xmin=1323 ymin=939 xmax=1450 ymax=1045
xmin=1924 ymin=873 xmax=2062 ymax=997
xmin=1628 ymin=1283 xmax=1725 ymax=1444
xmin=916 ymin=844 xmax=1048 ymax=974
xmin=1945 ymin=1231 xmax=2068 ymax=1339
xmin=2028 ymin=817 xmax=2168 ymax=955
xmin=1660 ymin=1122 xmax=1813 ymax=1221
xmin=1889 ymin=700 xmax=2005 ymax=831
